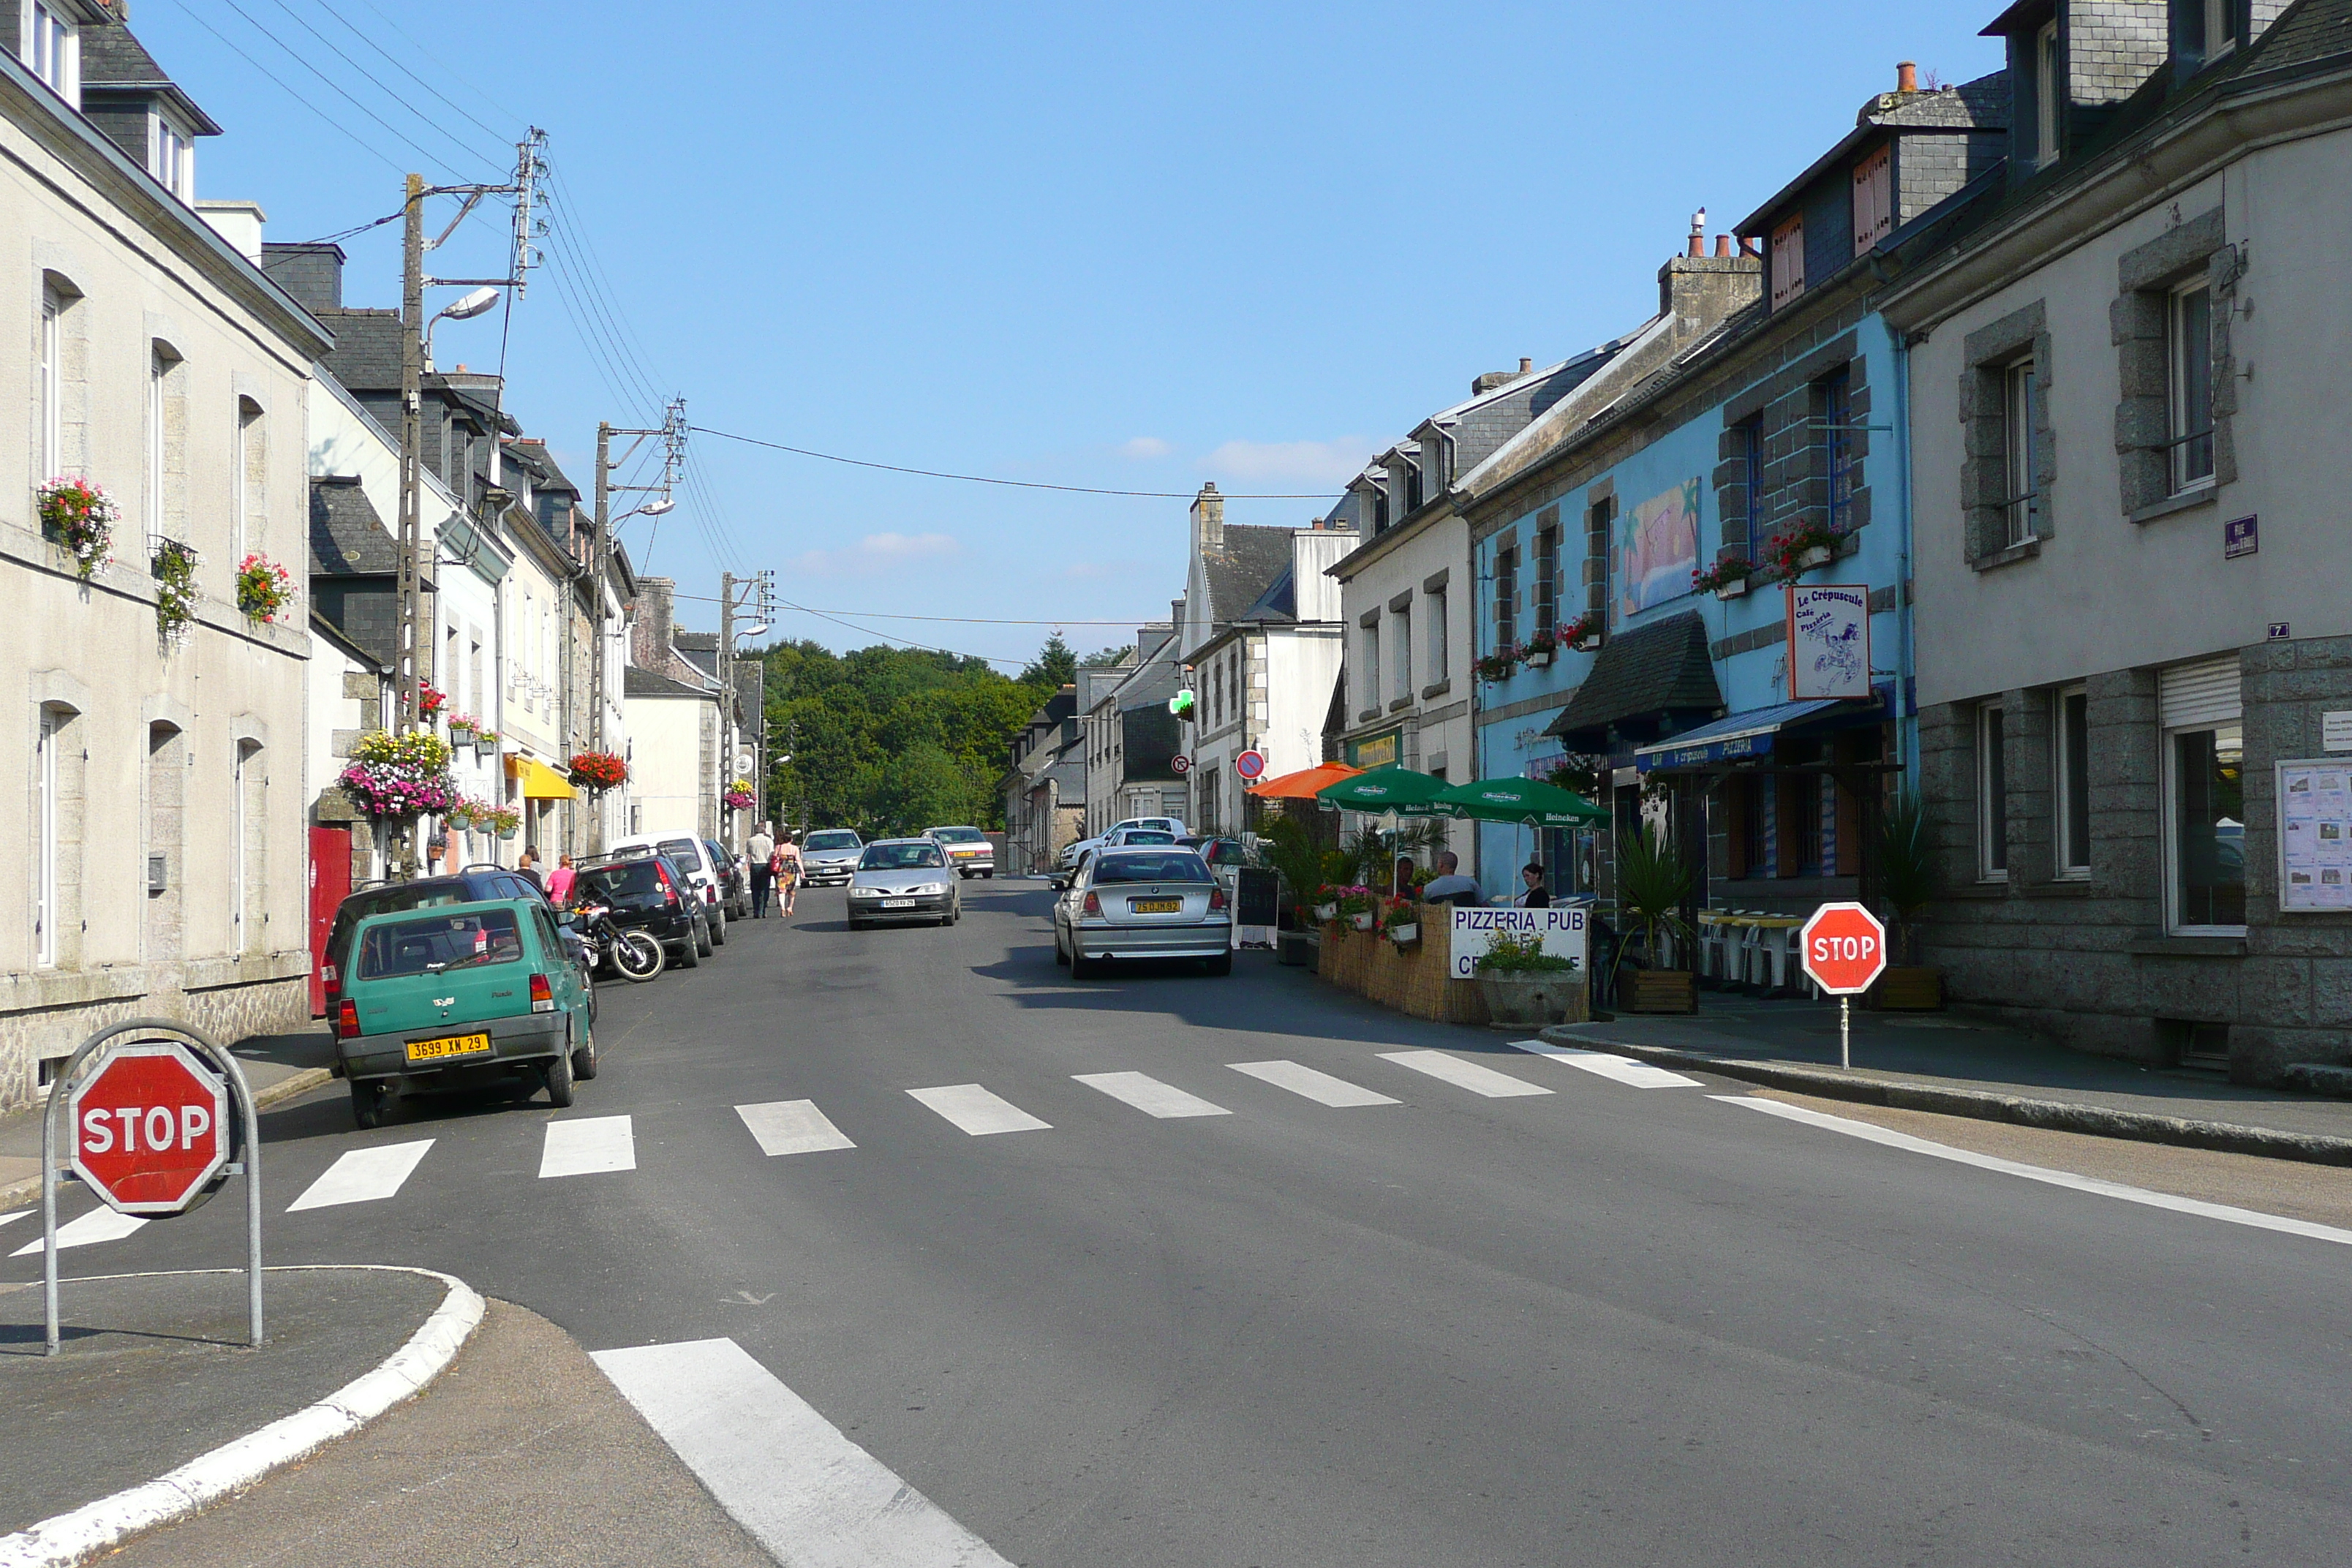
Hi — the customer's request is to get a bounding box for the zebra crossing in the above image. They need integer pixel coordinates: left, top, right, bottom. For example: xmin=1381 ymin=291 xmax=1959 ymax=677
xmin=10 ymin=1044 xmax=1711 ymax=1259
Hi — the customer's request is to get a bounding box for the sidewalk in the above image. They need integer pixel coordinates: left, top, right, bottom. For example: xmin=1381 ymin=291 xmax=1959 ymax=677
xmin=0 ymin=1030 xmax=336 ymax=1210
xmin=1548 ymin=995 xmax=2352 ymax=1163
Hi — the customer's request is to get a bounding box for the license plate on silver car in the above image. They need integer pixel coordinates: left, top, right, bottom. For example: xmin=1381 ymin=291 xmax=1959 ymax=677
xmin=881 ymin=897 xmax=917 ymax=909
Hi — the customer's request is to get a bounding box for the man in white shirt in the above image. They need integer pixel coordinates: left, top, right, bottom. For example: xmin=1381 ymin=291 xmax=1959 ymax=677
xmin=1420 ymin=850 xmax=1482 ymax=906
xmin=747 ymin=823 xmax=777 ymax=918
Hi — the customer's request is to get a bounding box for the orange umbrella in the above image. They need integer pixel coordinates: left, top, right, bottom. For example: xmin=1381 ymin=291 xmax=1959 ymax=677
xmin=1247 ymin=761 xmax=1362 ymax=799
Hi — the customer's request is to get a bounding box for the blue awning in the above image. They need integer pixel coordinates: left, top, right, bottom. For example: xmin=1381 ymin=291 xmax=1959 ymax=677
xmin=1633 ymin=697 xmax=1874 ymax=773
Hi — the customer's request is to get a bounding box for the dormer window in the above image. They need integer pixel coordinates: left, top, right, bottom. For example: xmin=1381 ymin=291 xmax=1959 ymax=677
xmin=23 ymin=1 xmax=81 ymax=107
xmin=2185 ymin=0 xmax=2242 ymax=64
xmin=1851 ymin=144 xmax=1893 ymax=254
xmin=2035 ymin=20 xmax=2060 ymax=167
xmin=1769 ymin=214 xmax=1806 ymax=309
xmin=151 ymin=113 xmax=195 ymax=201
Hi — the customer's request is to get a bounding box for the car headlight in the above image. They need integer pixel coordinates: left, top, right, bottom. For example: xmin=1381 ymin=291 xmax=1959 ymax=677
xmin=850 ymin=886 xmax=880 ymax=898
xmin=913 ymin=882 xmax=945 ymax=896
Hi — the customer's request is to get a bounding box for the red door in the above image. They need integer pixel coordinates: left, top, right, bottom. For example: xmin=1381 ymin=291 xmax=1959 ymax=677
xmin=308 ymin=826 xmax=353 ymax=1017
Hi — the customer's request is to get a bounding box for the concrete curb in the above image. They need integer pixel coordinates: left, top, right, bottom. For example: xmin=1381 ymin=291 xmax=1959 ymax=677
xmin=0 ymin=1264 xmax=486 ymax=1568
xmin=1539 ymin=1025 xmax=2352 ymax=1169
xmin=0 ymin=1066 xmax=333 ymax=1215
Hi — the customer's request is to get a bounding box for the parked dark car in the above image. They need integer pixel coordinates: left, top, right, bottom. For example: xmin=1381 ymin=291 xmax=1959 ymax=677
xmin=704 ymin=837 xmax=750 ymax=919
xmin=570 ymin=851 xmax=708 ymax=968
xmin=323 ymin=867 xmax=570 ymax=1017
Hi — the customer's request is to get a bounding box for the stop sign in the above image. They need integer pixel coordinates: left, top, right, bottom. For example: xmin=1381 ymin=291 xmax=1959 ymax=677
xmin=1800 ymin=902 xmax=1888 ymax=995
xmin=68 ymin=1041 xmax=230 ymax=1215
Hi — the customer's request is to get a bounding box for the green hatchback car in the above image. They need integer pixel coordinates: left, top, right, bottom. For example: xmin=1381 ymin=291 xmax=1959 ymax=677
xmin=333 ymin=897 xmax=598 ymax=1128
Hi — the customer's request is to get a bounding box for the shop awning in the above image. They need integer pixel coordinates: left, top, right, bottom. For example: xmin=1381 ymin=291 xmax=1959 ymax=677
xmin=1542 ymin=611 xmax=1723 ymax=750
xmin=1315 ymin=766 xmax=1452 ymax=815
xmin=1431 ymin=776 xmax=1607 ymax=827
xmin=1632 ymin=696 xmax=1876 ymax=773
xmin=506 ymin=753 xmax=577 ymax=799
xmin=1248 ymin=761 xmax=1360 ymax=799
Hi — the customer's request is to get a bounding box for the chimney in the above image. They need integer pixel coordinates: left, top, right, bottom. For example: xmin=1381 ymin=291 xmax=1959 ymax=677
xmin=1659 ymin=208 xmax=1763 ymax=339
xmin=1471 ymin=361 xmax=1532 ymax=395
xmin=1896 ymin=60 xmax=1918 ymax=94
xmin=1190 ymin=483 xmax=1224 ymax=552
xmin=1715 ymin=234 xmax=1733 ymax=257
xmin=197 ymin=200 xmax=265 ymax=263
xmin=1687 ymin=208 xmax=1707 ymax=258
xmin=1518 ymin=356 xmax=1533 ymax=374
xmin=633 ymin=576 xmax=677 ymax=674
xmin=260 ymin=241 xmax=345 ymax=314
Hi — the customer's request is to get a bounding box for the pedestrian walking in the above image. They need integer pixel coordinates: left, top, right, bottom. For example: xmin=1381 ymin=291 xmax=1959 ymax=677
xmin=548 ymin=853 xmax=577 ymax=905
xmin=747 ymin=822 xmax=776 ymax=918
xmin=516 ymin=848 xmax=544 ymax=893
xmin=774 ymin=832 xmax=804 ymax=918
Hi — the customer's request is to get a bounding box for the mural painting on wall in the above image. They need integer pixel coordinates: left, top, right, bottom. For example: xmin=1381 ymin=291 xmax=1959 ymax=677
xmin=1613 ymin=478 xmax=1701 ymax=623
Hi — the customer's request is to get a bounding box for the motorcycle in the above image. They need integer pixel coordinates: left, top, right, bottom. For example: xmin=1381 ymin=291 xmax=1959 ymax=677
xmin=574 ymin=901 xmax=665 ymax=982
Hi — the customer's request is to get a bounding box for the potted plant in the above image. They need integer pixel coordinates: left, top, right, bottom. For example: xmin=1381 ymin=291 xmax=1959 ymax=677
xmin=151 ymin=538 xmax=200 ymax=641
xmin=445 ymin=796 xmax=477 ymax=831
xmin=447 ymin=712 xmax=480 ymax=746
xmin=1519 ymin=630 xmax=1558 ymax=669
xmin=1334 ymin=886 xmax=1377 ymax=931
xmin=338 ymin=730 xmax=459 ymax=821
xmin=1383 ymin=895 xmax=1420 ymax=946
xmin=235 ymin=552 xmax=295 ymax=623
xmin=723 ymin=787 xmax=756 ymax=813
xmin=1613 ymin=823 xmax=1698 ymax=1013
xmin=418 ymin=682 xmax=448 ymax=720
xmin=37 ymin=478 xmax=118 ymax=580
xmin=486 ymin=802 xmax=523 ymax=841
xmin=1769 ymin=521 xmax=1849 ymax=578
xmin=1476 ymin=929 xmax=1584 ymax=1026
xmin=473 ymin=727 xmax=500 ymax=761
xmin=1561 ymin=610 xmax=1604 ymax=652
xmin=1543 ymin=755 xmax=1607 ymax=800
xmin=1691 ymin=556 xmax=1754 ymax=600
xmin=568 ymin=750 xmax=629 ymax=791
xmin=1873 ymin=791 xmax=1945 ymax=1010
xmin=1474 ymin=649 xmax=1519 ymax=683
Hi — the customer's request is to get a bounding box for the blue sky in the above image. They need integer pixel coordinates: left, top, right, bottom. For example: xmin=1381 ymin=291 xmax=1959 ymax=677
xmin=138 ymin=0 xmax=2005 ymax=667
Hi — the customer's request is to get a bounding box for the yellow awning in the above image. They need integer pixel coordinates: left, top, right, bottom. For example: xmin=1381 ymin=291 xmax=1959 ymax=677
xmin=506 ymin=754 xmax=577 ymax=800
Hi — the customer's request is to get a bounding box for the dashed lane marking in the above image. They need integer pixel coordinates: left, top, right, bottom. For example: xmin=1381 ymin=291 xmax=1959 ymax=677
xmin=1227 ymin=1060 xmax=1400 ymax=1107
xmin=538 ymin=1115 xmax=637 ymax=1178
xmin=907 ymin=1083 xmax=1052 ymax=1137
xmin=11 ymin=1206 xmax=146 ymax=1256
xmin=1725 ymin=1095 xmax=2352 ymax=1248
xmin=287 ymin=1140 xmax=435 ymax=1211
xmin=1073 ymin=1071 xmax=1232 ymax=1120
xmin=1509 ymin=1039 xmax=1703 ymax=1088
xmin=592 ymin=1336 xmax=1018 ymax=1568
xmin=1376 ymin=1049 xmax=1553 ymax=1099
xmin=736 ymin=1100 xmax=857 ymax=1156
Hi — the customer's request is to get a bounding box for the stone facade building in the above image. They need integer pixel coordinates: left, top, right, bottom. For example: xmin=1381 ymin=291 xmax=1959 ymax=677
xmin=1885 ymin=0 xmax=2350 ymax=1079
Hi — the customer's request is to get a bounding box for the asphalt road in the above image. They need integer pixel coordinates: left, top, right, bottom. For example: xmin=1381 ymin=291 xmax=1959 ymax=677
xmin=11 ymin=880 xmax=2352 ymax=1565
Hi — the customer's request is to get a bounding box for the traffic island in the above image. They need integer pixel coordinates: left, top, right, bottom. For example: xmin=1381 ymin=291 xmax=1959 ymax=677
xmin=0 ymin=1264 xmax=481 ymax=1567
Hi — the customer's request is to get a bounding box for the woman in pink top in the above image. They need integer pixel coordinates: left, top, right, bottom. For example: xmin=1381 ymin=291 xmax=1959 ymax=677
xmin=547 ymin=853 xmax=577 ymax=905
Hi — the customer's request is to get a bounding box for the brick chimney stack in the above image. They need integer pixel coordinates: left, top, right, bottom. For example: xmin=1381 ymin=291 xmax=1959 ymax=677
xmin=1190 ymin=483 xmax=1224 ymax=552
xmin=1897 ymin=60 xmax=1918 ymax=93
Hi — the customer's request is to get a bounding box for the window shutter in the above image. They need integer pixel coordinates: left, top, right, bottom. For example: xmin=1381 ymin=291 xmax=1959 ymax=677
xmin=1770 ymin=216 xmax=1806 ymax=309
xmin=1852 ymin=146 xmax=1892 ymax=253
xmin=2159 ymin=655 xmax=2242 ymax=728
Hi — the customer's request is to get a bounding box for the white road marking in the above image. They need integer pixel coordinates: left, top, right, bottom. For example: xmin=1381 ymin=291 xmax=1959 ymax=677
xmin=736 ymin=1100 xmax=856 ymax=1156
xmin=1725 ymin=1096 xmax=2352 ymax=1248
xmin=1376 ymin=1049 xmax=1553 ymax=1098
xmin=907 ymin=1083 xmax=1051 ymax=1137
xmin=12 ymin=1206 xmax=148 ymax=1256
xmin=538 ymin=1115 xmax=636 ymax=1178
xmin=1227 ymin=1060 xmax=1399 ymax=1107
xmin=1510 ymin=1039 xmax=1703 ymax=1088
xmin=1074 ymin=1071 xmax=1231 ymax=1119
xmin=592 ymin=1337 xmax=1017 ymax=1568
xmin=0 ymin=1209 xmax=29 ymax=1227
xmin=286 ymin=1140 xmax=435 ymax=1212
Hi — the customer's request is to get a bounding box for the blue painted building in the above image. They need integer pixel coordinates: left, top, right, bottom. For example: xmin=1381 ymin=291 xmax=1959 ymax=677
xmin=1455 ymin=66 xmax=2006 ymax=911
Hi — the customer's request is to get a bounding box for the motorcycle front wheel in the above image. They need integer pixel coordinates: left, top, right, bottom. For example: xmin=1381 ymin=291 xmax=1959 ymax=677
xmin=614 ymin=930 xmax=666 ymax=981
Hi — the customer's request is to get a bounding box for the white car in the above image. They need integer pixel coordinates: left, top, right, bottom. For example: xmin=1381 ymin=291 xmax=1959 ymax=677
xmin=607 ymin=832 xmax=728 ymax=946
xmin=799 ymin=829 xmax=864 ymax=886
xmin=1054 ymin=818 xmax=1191 ymax=885
xmin=924 ymin=826 xmax=997 ymax=878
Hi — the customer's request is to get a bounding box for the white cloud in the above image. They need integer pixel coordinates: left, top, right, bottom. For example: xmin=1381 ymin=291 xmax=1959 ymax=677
xmin=1118 ymin=437 xmax=1172 ymax=460
xmin=791 ymin=532 xmax=961 ymax=576
xmin=1199 ymin=437 xmax=1371 ymax=487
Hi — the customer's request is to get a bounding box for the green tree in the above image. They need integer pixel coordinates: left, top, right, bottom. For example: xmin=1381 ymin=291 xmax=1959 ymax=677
xmin=1020 ymin=634 xmax=1077 ymax=690
xmin=1079 ymin=644 xmax=1133 ymax=668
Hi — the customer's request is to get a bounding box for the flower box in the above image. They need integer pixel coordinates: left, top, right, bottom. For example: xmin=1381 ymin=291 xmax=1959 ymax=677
xmin=1523 ymin=649 xmax=1553 ymax=669
xmin=1315 ymin=902 xmax=1338 ymax=923
xmin=1798 ymin=545 xmax=1833 ymax=570
xmin=1479 ymin=970 xmax=1584 ymax=1027
xmin=1572 ymin=634 xmax=1602 ymax=652
xmin=1387 ymin=921 xmax=1420 ymax=947
xmin=1351 ymin=912 xmax=1376 ymax=931
xmin=1715 ymin=577 xmax=1751 ymax=600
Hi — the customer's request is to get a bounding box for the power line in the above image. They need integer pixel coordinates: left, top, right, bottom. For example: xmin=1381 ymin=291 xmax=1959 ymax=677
xmin=301 ymin=0 xmax=521 ymax=148
xmin=666 ymin=595 xmax=1158 ymax=627
xmin=151 ymin=0 xmax=406 ymax=176
xmin=771 ymin=595 xmax=1029 ymax=669
xmin=210 ymin=0 xmax=486 ymax=182
xmin=687 ymin=426 xmax=1333 ymax=500
xmin=260 ymin=0 xmax=506 ymax=173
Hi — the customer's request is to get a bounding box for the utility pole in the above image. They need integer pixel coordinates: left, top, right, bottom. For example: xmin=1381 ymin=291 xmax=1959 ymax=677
xmin=587 ymin=402 xmax=688 ymax=852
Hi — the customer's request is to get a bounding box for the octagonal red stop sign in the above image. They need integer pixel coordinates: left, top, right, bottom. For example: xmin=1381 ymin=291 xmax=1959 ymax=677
xmin=1800 ymin=902 xmax=1888 ymax=996
xmin=68 ymin=1041 xmax=230 ymax=1215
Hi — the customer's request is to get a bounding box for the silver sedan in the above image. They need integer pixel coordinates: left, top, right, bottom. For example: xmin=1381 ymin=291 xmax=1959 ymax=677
xmin=845 ymin=839 xmax=962 ymax=930
xmin=1052 ymin=848 xmax=1232 ymax=977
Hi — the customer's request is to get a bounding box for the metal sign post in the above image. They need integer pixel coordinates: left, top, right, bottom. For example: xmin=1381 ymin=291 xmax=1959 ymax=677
xmin=1798 ymin=902 xmax=1888 ymax=1069
xmin=41 ymin=1019 xmax=263 ymax=1354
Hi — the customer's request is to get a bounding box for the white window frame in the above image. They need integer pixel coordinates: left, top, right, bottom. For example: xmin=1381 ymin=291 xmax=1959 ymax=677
xmin=2204 ymin=0 xmax=2239 ymax=59
xmin=1360 ymin=615 xmax=1380 ymax=715
xmin=2002 ymin=355 xmax=2040 ymax=547
xmin=2035 ymin=20 xmax=2060 ymax=167
xmin=35 ymin=709 xmax=59 ymax=969
xmin=146 ymin=349 xmax=167 ymax=550
xmin=230 ymin=743 xmax=248 ymax=945
xmin=150 ymin=111 xmax=195 ymax=201
xmin=2167 ymin=279 xmax=2216 ymax=496
xmin=1392 ymin=606 xmax=1411 ymax=704
xmin=23 ymin=1 xmax=81 ymax=106
xmin=232 ymin=405 xmax=250 ymax=562
xmin=1977 ymin=704 xmax=2008 ymax=882
xmin=1427 ymin=587 xmax=1448 ymax=684
xmin=2162 ymin=720 xmax=2247 ymax=935
xmin=2053 ymin=685 xmax=2089 ymax=879
xmin=39 ymin=286 xmax=64 ymax=482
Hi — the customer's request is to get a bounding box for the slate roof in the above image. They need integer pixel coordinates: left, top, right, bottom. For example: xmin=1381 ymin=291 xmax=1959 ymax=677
xmin=78 ymin=15 xmax=221 ymax=132
xmin=1737 ymin=71 xmax=2006 ymax=235
xmin=1237 ymin=562 xmax=1297 ymax=622
xmin=1544 ymin=612 xmax=1724 ymax=745
xmin=625 ymin=665 xmax=712 ymax=701
xmin=1202 ymin=524 xmax=1294 ymax=622
xmin=2254 ymin=0 xmax=2352 ymax=69
xmin=309 ymin=476 xmax=397 ymax=576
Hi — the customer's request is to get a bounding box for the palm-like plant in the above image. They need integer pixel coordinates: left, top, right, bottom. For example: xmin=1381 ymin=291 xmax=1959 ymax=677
xmin=1259 ymin=816 xmax=1331 ymax=924
xmin=1878 ymin=791 xmax=1937 ymax=965
xmin=1613 ymin=823 xmax=1695 ymax=979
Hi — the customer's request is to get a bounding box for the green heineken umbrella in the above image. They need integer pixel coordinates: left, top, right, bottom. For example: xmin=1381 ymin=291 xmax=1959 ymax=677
xmin=1314 ymin=766 xmax=1453 ymax=816
xmin=1431 ymin=775 xmax=1608 ymax=828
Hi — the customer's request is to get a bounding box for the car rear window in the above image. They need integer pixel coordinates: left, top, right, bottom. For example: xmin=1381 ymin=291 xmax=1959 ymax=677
xmin=576 ymin=862 xmax=662 ymax=900
xmin=806 ymin=832 xmax=860 ymax=851
xmin=862 ymin=843 xmax=946 ymax=870
xmin=357 ymin=909 xmax=526 ymax=979
xmin=657 ymin=838 xmax=702 ymax=866
xmin=1117 ymin=831 xmax=1176 ymax=845
xmin=1093 ymin=853 xmax=1211 ymax=884
xmin=931 ymin=827 xmax=986 ymax=843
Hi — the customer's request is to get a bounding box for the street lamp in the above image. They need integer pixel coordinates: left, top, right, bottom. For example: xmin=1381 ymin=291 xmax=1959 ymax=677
xmin=422 ymin=286 xmax=500 ymax=369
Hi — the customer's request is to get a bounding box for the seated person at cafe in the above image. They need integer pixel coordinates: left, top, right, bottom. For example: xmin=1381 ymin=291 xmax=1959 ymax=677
xmin=1420 ymin=850 xmax=1482 ymax=906
xmin=1518 ymin=862 xmax=1551 ymax=908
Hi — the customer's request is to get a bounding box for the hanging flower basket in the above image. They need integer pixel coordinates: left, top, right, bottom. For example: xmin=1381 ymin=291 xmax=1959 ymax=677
xmin=474 ymin=729 xmax=500 ymax=759
xmin=152 ymin=539 xmax=200 ymax=641
xmin=484 ymin=803 xmax=522 ymax=840
xmin=448 ymin=712 xmax=480 ymax=745
xmin=723 ymin=788 xmax=755 ymax=813
xmin=235 ymin=552 xmax=295 ymax=623
xmin=338 ymin=729 xmax=458 ymax=820
xmin=39 ymin=478 xmax=118 ymax=580
xmin=418 ymin=682 xmax=448 ymax=719
xmin=568 ymin=750 xmax=628 ymax=791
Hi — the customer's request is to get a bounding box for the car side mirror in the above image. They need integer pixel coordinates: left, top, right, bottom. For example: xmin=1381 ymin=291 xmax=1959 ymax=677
xmin=556 ymin=913 xmax=578 ymax=930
